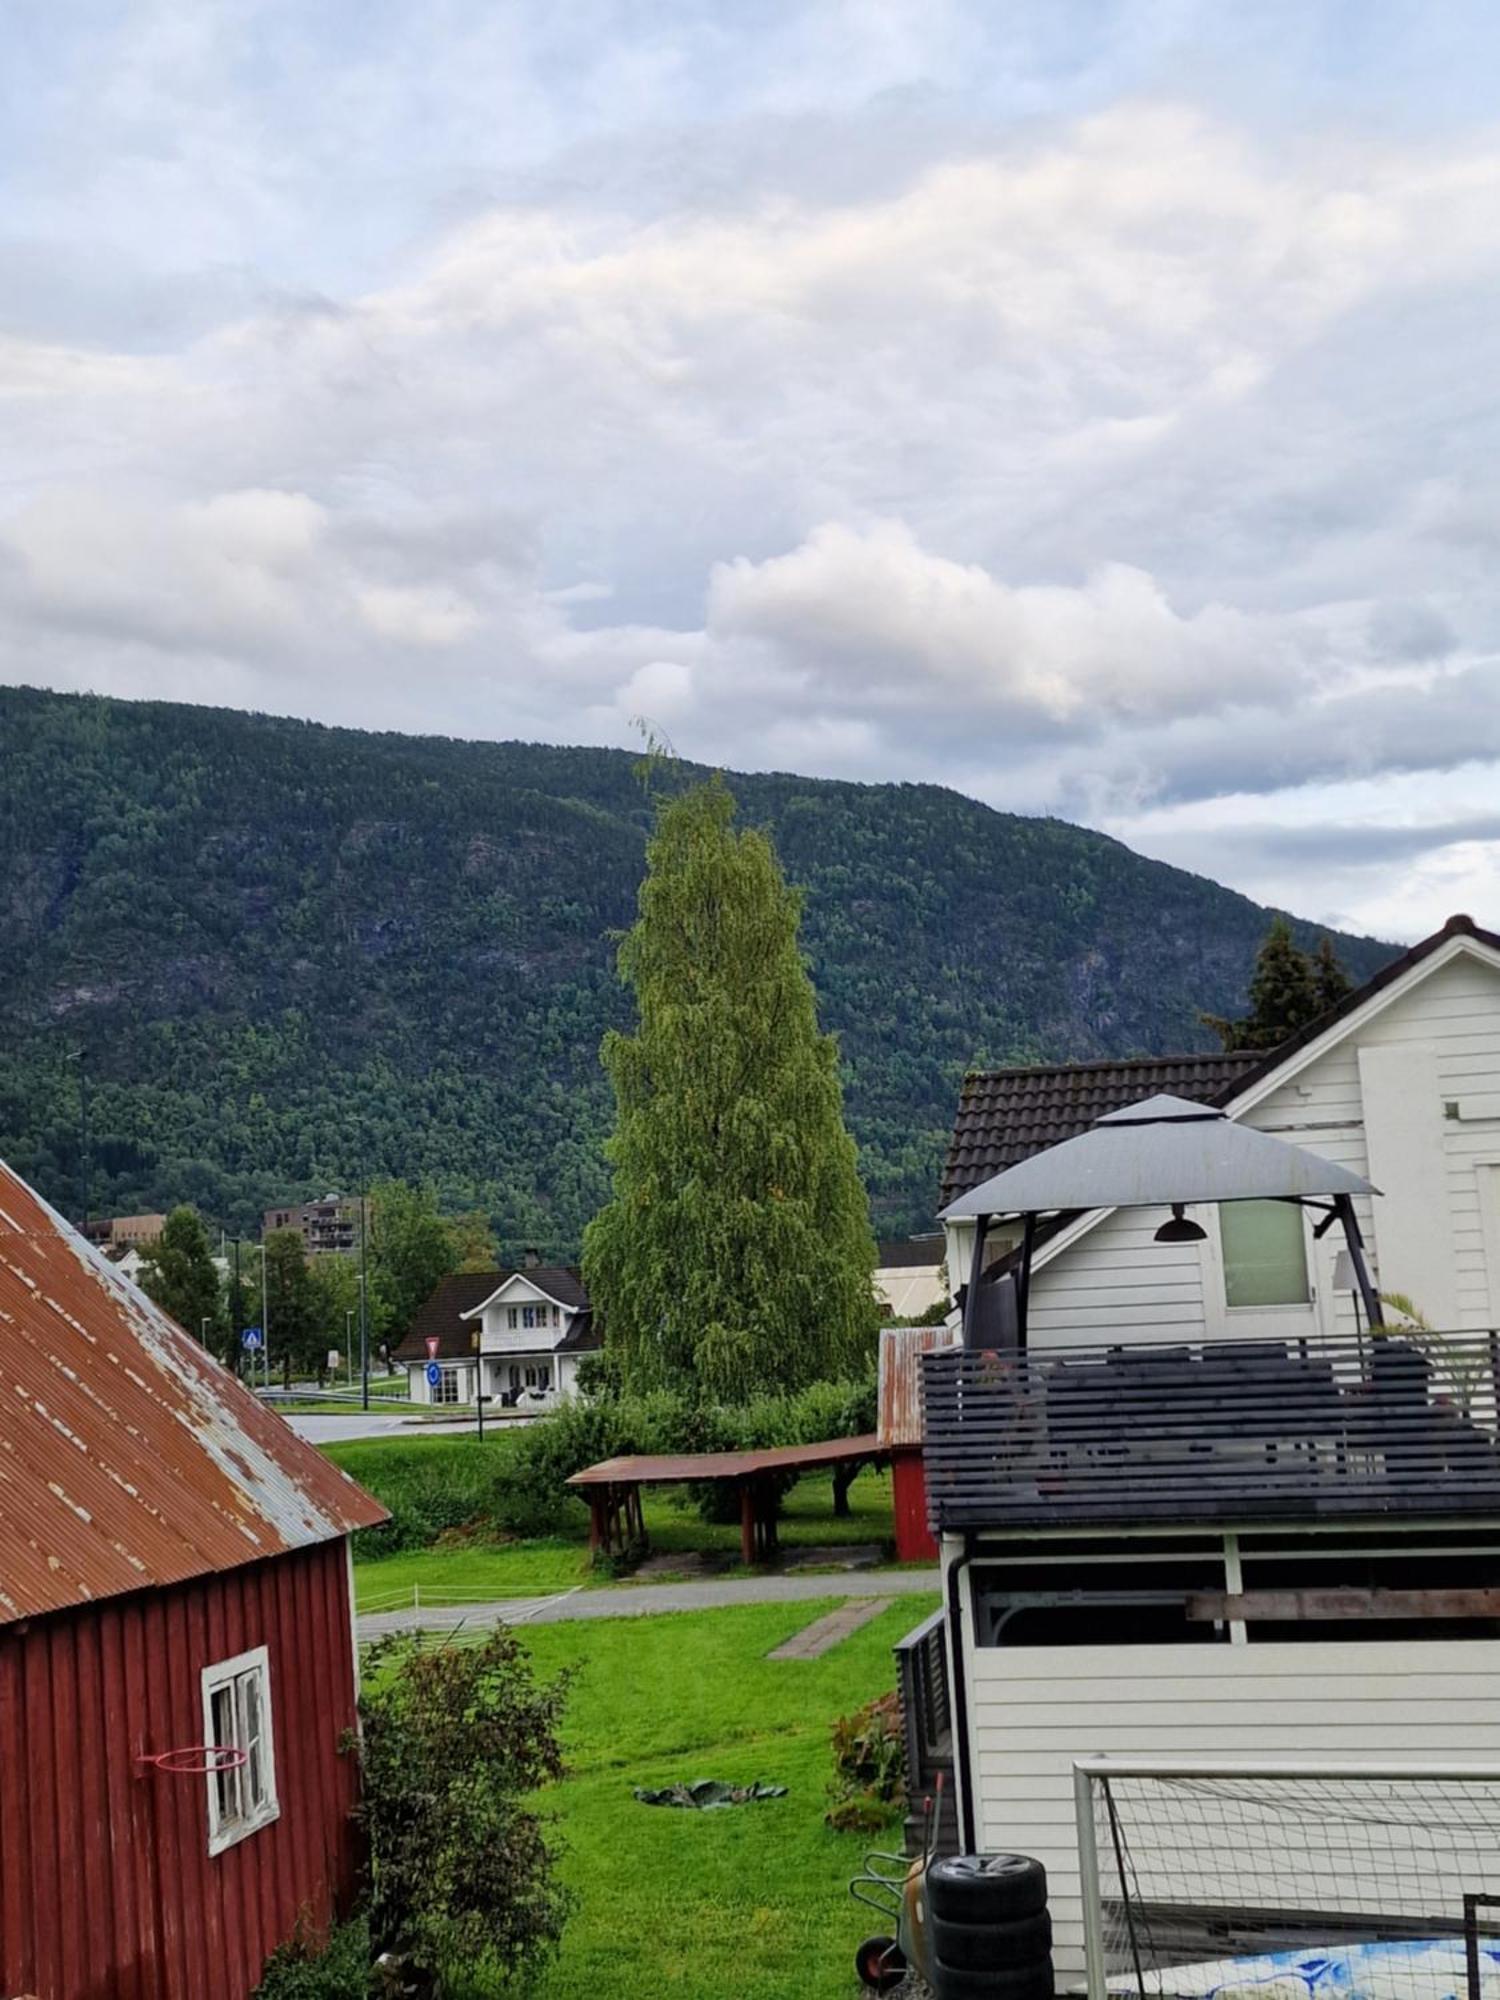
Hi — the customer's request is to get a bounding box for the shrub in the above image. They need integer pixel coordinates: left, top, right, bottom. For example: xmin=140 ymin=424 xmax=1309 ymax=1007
xmin=825 ymin=1690 xmax=906 ymax=1833
xmin=254 ymin=1916 xmax=370 ymax=1998
xmin=328 ymin=1437 xmax=518 ymax=1556
xmin=360 ymin=1628 xmax=573 ymax=1990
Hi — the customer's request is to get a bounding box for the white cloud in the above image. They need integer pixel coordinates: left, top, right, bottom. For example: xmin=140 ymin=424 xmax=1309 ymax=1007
xmin=6 ymin=58 xmax=1500 ymax=935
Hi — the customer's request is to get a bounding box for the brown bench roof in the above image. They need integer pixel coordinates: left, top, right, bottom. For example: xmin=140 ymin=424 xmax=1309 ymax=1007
xmin=567 ymin=1433 xmax=885 ymax=1487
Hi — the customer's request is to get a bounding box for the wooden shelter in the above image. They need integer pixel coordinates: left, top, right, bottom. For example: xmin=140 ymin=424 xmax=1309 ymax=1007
xmin=567 ymin=1434 xmax=887 ymax=1564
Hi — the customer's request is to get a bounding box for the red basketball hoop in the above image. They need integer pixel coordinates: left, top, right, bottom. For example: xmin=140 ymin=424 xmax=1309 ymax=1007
xmin=137 ymin=1744 xmax=248 ymax=1777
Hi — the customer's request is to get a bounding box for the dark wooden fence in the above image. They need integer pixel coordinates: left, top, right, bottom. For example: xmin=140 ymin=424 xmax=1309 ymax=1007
xmin=922 ymin=1329 xmax=1500 ymax=1531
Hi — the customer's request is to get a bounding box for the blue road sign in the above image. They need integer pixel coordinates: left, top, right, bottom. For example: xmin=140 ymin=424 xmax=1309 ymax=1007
xmin=241 ymin=1325 xmax=264 ymax=1352
xmin=425 ymin=1361 xmax=442 ymax=1388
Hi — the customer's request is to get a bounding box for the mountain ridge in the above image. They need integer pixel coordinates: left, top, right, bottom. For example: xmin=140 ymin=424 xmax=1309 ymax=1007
xmin=0 ymin=684 xmax=1393 ymax=1245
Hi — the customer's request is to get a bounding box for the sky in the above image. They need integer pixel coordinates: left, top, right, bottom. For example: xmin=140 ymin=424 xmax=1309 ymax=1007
xmin=3 ymin=2 xmax=1499 ymax=943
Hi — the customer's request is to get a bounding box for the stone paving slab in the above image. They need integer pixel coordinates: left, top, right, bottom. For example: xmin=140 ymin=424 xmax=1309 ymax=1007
xmin=766 ymin=1596 xmax=892 ymax=1659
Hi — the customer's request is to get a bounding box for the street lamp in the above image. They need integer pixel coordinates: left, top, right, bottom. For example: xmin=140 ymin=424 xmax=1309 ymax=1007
xmin=345 ymin=1308 xmax=355 ymax=1386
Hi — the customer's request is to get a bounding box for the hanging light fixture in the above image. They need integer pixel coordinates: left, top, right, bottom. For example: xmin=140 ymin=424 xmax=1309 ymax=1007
xmin=1154 ymin=1202 xmax=1207 ymax=1244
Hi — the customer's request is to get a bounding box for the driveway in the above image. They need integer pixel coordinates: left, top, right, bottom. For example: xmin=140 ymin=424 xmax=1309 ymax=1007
xmin=357 ymin=1566 xmax=942 ymax=1640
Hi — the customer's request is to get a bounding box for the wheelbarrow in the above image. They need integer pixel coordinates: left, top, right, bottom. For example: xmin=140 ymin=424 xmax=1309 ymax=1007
xmin=848 ymin=1775 xmax=945 ymax=1993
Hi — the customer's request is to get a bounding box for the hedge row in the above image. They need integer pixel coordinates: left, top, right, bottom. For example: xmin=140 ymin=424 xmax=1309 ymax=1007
xmin=327 ymin=1371 xmax=877 ymax=1556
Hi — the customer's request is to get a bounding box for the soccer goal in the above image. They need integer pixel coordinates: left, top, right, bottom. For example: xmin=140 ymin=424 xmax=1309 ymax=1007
xmin=1072 ymin=1757 xmax=1500 ymax=2000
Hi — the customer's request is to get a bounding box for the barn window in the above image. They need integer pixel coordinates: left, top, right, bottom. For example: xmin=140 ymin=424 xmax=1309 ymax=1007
xmin=201 ymin=1646 xmax=278 ymax=1855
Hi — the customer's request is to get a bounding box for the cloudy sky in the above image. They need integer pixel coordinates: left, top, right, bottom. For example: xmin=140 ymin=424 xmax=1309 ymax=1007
xmin=4 ymin=1 xmax=1499 ymax=942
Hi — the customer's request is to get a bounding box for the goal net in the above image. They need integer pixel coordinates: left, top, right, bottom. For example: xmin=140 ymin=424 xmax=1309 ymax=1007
xmin=1074 ymin=1759 xmax=1500 ymax=1999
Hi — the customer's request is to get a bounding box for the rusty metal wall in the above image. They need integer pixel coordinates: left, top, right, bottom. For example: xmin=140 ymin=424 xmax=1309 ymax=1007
xmin=0 ymin=1538 xmax=361 ymax=2000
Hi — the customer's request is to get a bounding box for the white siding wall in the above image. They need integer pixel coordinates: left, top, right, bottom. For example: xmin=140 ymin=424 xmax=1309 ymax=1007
xmin=970 ymin=1635 xmax=1500 ymax=1985
xmin=946 ymin=947 xmax=1500 ymax=1348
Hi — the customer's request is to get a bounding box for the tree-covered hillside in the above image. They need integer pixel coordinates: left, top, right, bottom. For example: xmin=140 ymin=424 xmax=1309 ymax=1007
xmin=0 ymin=686 xmax=1392 ymax=1246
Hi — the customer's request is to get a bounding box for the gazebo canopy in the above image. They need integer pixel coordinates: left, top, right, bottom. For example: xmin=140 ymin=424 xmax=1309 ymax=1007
xmin=941 ymin=1093 xmax=1376 ymax=1220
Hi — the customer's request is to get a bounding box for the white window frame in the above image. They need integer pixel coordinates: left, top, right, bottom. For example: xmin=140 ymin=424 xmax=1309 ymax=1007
xmin=433 ymin=1365 xmax=460 ymax=1406
xmin=201 ymin=1644 xmax=279 ymax=1856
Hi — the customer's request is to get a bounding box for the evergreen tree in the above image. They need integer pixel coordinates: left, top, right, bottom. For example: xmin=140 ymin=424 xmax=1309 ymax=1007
xmin=582 ymin=777 xmax=880 ymax=1401
xmin=1204 ymin=915 xmax=1326 ymax=1051
xmin=1313 ymin=934 xmax=1354 ymax=1012
xmin=139 ymin=1206 xmax=222 ymax=1348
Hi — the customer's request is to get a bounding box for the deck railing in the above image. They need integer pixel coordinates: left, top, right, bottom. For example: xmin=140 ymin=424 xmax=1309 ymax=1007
xmin=894 ymin=1607 xmax=955 ymax=1857
xmin=921 ymin=1328 xmax=1500 ymax=1532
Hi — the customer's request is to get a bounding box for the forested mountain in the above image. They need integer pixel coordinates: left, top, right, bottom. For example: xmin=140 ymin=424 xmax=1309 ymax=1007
xmin=0 ymin=686 xmax=1392 ymax=1247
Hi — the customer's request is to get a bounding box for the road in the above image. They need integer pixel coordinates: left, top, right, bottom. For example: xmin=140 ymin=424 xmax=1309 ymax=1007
xmin=357 ymin=1566 xmax=942 ymax=1640
xmin=281 ymin=1409 xmax=482 ymax=1443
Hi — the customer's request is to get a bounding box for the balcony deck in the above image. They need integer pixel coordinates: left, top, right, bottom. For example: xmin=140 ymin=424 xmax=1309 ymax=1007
xmin=921 ymin=1329 xmax=1500 ymax=1533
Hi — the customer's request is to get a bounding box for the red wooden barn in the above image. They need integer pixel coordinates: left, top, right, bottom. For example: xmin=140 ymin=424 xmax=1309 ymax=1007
xmin=0 ymin=1159 xmax=387 ymax=2000
xmin=877 ymin=1323 xmax=958 ymax=1563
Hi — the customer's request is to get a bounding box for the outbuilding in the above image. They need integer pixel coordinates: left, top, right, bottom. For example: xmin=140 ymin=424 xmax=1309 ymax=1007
xmin=0 ymin=1155 xmax=387 ymax=2000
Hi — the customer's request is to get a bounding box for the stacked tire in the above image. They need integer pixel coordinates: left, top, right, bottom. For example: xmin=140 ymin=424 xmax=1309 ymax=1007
xmin=925 ymin=1854 xmax=1053 ymax=2000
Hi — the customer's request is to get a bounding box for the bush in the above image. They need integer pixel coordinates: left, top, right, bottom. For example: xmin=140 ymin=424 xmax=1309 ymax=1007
xmin=328 ymin=1437 xmax=519 ymax=1556
xmin=254 ymin=1916 xmax=370 ymax=1998
xmin=361 ymin=1629 xmax=573 ymax=1989
xmin=825 ymin=1690 xmax=906 ymax=1833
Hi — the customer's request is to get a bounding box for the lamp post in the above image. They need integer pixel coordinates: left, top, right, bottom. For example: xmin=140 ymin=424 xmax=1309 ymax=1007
xmin=358 ymin=1186 xmax=370 ymax=1414
xmin=472 ymin=1328 xmax=485 ymax=1441
xmin=345 ymin=1308 xmax=355 ymax=1386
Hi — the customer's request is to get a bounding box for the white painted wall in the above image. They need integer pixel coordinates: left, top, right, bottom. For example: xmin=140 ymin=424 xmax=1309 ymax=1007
xmin=970 ymin=1634 xmax=1500 ymax=1985
xmin=876 ymin=1262 xmax=946 ymax=1319
xmin=944 ymin=945 xmax=1500 ymax=1346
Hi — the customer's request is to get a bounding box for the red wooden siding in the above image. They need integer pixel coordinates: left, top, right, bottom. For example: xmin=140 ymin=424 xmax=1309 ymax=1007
xmin=892 ymin=1448 xmax=938 ymax=1563
xmin=0 ymin=1538 xmax=361 ymax=2000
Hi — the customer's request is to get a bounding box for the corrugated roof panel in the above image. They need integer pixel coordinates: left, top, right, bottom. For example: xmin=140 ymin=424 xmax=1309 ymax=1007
xmin=877 ymin=1324 xmax=959 ymax=1448
xmin=0 ymin=1161 xmax=386 ymax=1625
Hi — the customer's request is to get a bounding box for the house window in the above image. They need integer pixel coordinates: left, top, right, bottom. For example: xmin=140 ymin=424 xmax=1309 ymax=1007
xmin=552 ymin=1305 xmax=561 ymax=1327
xmin=525 ymin=1365 xmax=537 ymax=1387
xmin=539 ymin=1365 xmax=551 ymax=1390
xmin=433 ymin=1367 xmax=461 ymax=1405
xmin=523 ymin=1305 xmax=541 ymax=1329
xmin=1221 ymin=1199 xmax=1310 ymax=1309
xmin=201 ymin=1646 xmax=278 ymax=1855
xmin=507 ymin=1307 xmax=518 ymax=1330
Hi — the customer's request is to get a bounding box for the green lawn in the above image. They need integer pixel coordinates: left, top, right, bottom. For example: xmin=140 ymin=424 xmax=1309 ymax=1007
xmin=349 ymin=1466 xmax=900 ymax=1610
xmin=512 ymin=1597 xmax=938 ymax=2000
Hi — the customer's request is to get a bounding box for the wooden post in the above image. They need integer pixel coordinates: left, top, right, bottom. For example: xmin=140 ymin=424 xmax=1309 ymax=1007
xmin=740 ymin=1482 xmax=757 ymax=1566
xmin=587 ymin=1494 xmax=605 ymax=1553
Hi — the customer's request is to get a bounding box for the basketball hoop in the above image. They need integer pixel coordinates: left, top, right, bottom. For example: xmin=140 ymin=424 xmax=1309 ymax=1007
xmin=137 ymin=1744 xmax=248 ymax=1777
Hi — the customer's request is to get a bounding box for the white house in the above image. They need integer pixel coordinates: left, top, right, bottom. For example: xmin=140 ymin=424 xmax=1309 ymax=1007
xmin=395 ymin=1263 xmax=600 ymax=1409
xmin=874 ymin=1235 xmax=948 ymax=1319
xmin=940 ymin=914 xmax=1500 ymax=1355
xmin=906 ymin=915 xmax=1500 ymax=1991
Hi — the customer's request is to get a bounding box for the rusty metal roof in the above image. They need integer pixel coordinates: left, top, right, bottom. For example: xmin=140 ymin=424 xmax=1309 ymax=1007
xmin=877 ymin=1324 xmax=959 ymax=1449
xmin=0 ymin=1160 xmax=387 ymax=1626
xmin=567 ymin=1434 xmax=886 ymax=1487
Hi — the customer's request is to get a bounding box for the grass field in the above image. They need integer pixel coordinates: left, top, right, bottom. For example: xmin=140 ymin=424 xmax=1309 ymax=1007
xmin=508 ymin=1596 xmax=938 ymax=2000
xmin=336 ymin=1447 xmax=901 ymax=1610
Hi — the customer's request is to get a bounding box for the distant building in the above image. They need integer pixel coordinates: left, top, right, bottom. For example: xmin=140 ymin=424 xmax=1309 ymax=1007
xmin=0 ymin=1151 xmax=386 ymax=1999
xmin=396 ymin=1256 xmax=602 ymax=1409
xmin=874 ymin=1235 xmax=947 ymax=1319
xmin=84 ymin=1210 xmax=168 ymax=1248
xmin=262 ymin=1193 xmax=359 ymax=1256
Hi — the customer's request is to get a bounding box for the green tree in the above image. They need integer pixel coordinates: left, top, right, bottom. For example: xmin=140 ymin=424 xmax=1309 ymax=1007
xmin=263 ymin=1226 xmax=320 ymax=1375
xmin=1313 ymin=933 xmax=1354 ymax=1012
xmin=368 ymin=1180 xmax=459 ymax=1340
xmin=139 ymin=1206 xmax=222 ymax=1349
xmin=308 ymin=1253 xmax=363 ymax=1379
xmin=447 ymin=1207 xmax=498 ymax=1271
xmin=582 ymin=777 xmax=880 ymax=1401
xmin=1204 ymin=916 xmax=1327 ymax=1051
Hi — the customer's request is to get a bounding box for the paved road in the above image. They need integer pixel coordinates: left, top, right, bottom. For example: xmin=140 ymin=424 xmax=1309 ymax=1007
xmin=283 ymin=1409 xmax=481 ymax=1443
xmin=357 ymin=1567 xmax=941 ymax=1640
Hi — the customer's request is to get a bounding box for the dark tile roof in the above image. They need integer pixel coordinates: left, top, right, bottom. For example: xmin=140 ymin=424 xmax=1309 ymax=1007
xmin=938 ymin=914 xmax=1500 ymax=1213
xmin=556 ymin=1309 xmax=603 ymax=1353
xmin=393 ymin=1267 xmax=591 ymax=1362
xmin=939 ymin=1052 xmax=1262 ymax=1209
xmin=876 ymin=1235 xmax=946 ymax=1269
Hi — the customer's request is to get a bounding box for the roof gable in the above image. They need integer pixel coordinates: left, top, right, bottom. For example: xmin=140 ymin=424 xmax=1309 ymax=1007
xmin=459 ymin=1268 xmax=589 ymax=1317
xmin=0 ymin=1160 xmax=386 ymax=1626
